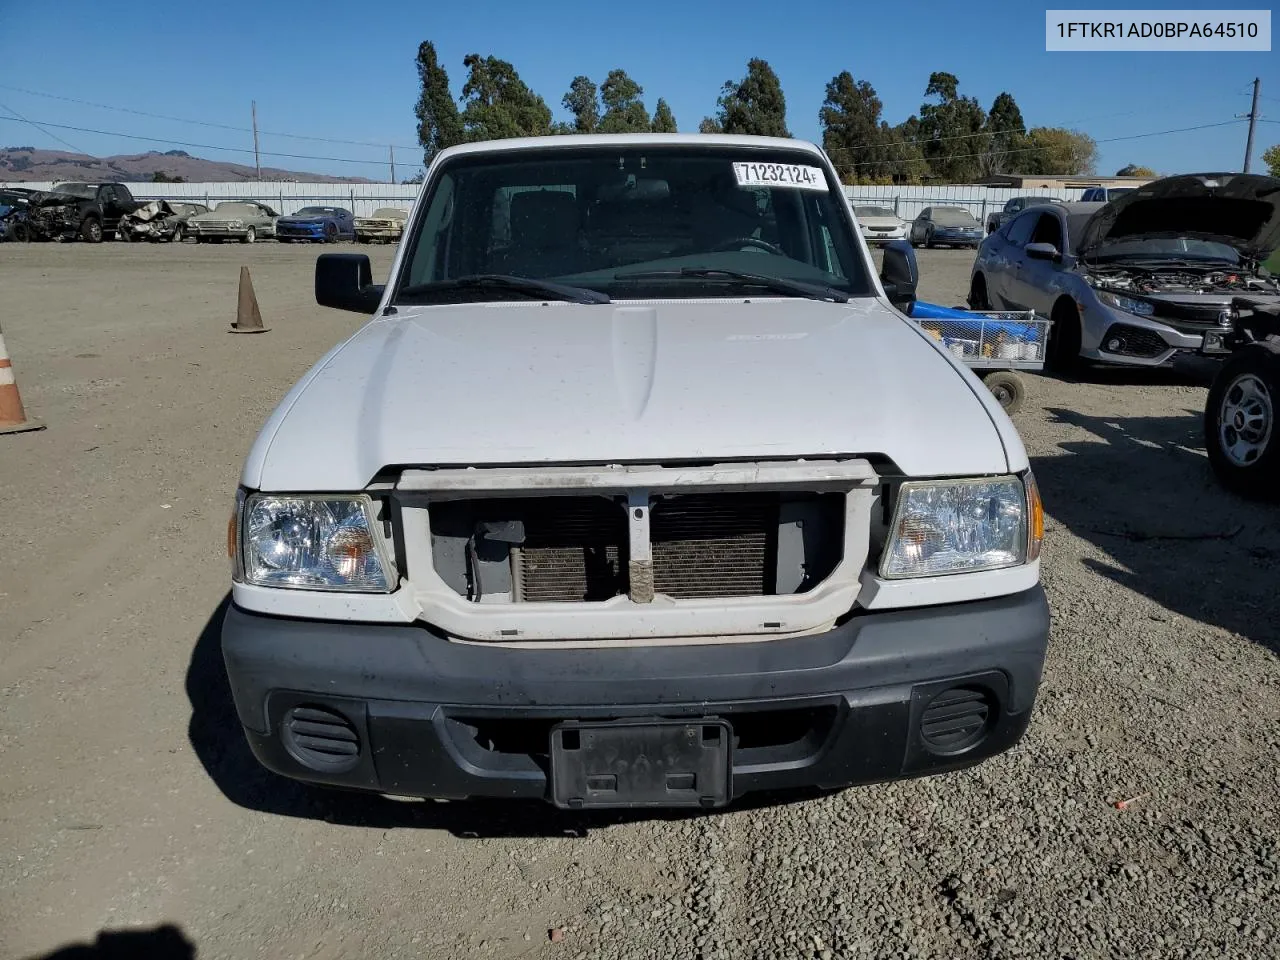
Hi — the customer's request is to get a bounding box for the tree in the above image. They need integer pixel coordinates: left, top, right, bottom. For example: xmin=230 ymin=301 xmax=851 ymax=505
xmin=459 ymin=53 xmax=552 ymax=140
xmin=819 ymin=71 xmax=888 ymax=183
xmin=651 ymin=98 xmax=677 ymax=133
xmin=1021 ymin=127 xmax=1098 ymax=175
xmin=981 ymin=92 xmax=1025 ymax=177
xmin=698 ymin=117 xmax=722 ymax=134
xmin=717 ymin=58 xmax=790 ymax=138
xmin=414 ymin=41 xmax=464 ymax=163
xmin=1264 ymin=144 xmax=1280 ymax=178
xmin=562 ymin=75 xmax=599 ymax=134
xmin=917 ymin=72 xmax=988 ymax=182
xmin=598 ymin=69 xmax=650 ymax=133
xmin=151 ymin=171 xmax=184 ymax=183
xmin=1115 ymin=164 xmax=1157 ymax=176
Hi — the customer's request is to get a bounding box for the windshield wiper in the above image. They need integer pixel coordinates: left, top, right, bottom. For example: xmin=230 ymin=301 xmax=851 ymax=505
xmin=398 ymin=274 xmax=610 ymax=305
xmin=614 ymin=268 xmax=850 ymax=303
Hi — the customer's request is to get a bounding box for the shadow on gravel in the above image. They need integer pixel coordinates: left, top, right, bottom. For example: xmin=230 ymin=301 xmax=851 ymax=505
xmin=1042 ymin=356 xmax=1219 ymax=390
xmin=21 ymin=924 xmax=195 ymax=960
xmin=187 ymin=596 xmax=830 ymax=838
xmin=1033 ymin=405 xmax=1280 ymax=656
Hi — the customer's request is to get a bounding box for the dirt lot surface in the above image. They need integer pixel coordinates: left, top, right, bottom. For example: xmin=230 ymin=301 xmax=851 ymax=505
xmin=2 ymin=243 xmax=1278 ymax=960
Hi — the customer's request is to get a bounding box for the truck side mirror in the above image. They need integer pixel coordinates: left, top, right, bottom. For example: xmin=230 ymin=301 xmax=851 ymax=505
xmin=316 ymin=253 xmax=385 ymax=314
xmin=880 ymin=239 xmax=918 ymax=311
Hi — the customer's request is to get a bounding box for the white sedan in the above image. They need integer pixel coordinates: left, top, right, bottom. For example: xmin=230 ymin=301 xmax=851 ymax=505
xmin=853 ymin=205 xmax=908 ymax=245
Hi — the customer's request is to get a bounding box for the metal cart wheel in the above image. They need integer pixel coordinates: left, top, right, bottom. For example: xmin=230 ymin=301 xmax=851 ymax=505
xmin=981 ymin=370 xmax=1025 ymax=414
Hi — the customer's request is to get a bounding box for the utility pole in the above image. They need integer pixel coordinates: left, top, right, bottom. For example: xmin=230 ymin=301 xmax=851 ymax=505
xmin=1243 ymin=78 xmax=1260 ymax=173
xmin=390 ymin=144 xmax=396 ymax=184
xmin=251 ymin=100 xmax=262 ymax=181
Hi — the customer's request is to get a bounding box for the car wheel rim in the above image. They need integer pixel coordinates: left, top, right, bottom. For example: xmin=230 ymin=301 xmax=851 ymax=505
xmin=246 ymin=228 xmax=255 ymax=243
xmin=1219 ymin=373 xmax=1273 ymax=467
xmin=989 ymin=383 xmax=1014 ymax=407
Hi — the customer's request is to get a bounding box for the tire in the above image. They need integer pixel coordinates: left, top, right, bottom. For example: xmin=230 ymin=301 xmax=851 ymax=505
xmin=968 ymin=274 xmax=990 ymax=310
xmin=1045 ymin=299 xmax=1083 ymax=375
xmin=924 ymin=229 xmax=935 ymax=249
xmin=117 ymin=224 xmax=132 ymax=242
xmin=170 ymin=224 xmax=184 ymax=243
xmin=981 ymin=371 xmax=1025 ymax=415
xmin=11 ymin=221 xmax=31 ymax=243
xmin=324 ymin=222 xmax=337 ymax=243
xmin=81 ymin=217 xmax=103 ymax=243
xmin=242 ymin=226 xmax=256 ymax=244
xmin=1204 ymin=343 xmax=1280 ymax=499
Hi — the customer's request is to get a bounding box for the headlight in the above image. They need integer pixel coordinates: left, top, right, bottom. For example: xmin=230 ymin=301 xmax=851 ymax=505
xmin=880 ymin=475 xmax=1041 ymax=579
xmin=1098 ymin=291 xmax=1155 ymax=317
xmin=237 ymin=494 xmax=394 ymax=591
xmin=229 ymin=219 xmax=244 ymax=228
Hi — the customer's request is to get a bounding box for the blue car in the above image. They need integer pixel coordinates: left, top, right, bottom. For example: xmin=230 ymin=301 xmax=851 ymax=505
xmin=274 ymin=206 xmax=355 ymax=243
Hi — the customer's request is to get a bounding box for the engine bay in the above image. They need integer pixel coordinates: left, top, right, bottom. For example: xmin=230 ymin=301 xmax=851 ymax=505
xmin=1086 ymin=264 xmax=1279 ymax=296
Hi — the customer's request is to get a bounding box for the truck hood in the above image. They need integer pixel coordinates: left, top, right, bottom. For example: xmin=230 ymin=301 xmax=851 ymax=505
xmin=1076 ymin=172 xmax=1280 ymax=260
xmin=245 ymin=298 xmax=1013 ymax=491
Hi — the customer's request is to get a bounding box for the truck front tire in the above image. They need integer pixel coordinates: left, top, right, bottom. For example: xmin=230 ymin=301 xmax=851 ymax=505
xmin=81 ymin=218 xmax=103 ymax=243
xmin=1205 ymin=343 xmax=1280 ymax=499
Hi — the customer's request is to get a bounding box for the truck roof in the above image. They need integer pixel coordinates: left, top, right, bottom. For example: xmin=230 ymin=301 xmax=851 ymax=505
xmin=432 ymin=133 xmax=826 ymax=162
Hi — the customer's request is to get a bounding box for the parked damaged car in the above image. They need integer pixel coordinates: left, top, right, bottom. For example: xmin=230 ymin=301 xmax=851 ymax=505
xmin=275 ymin=205 xmax=355 ymax=243
xmin=187 ymin=201 xmax=279 ymax=243
xmin=117 ymin=200 xmax=209 ymax=243
xmin=0 ymin=187 xmax=36 ymax=241
xmin=969 ymin=173 xmax=1280 ymax=371
xmin=354 ymin=207 xmax=408 ymax=243
xmin=27 ymin=182 xmax=141 ymax=242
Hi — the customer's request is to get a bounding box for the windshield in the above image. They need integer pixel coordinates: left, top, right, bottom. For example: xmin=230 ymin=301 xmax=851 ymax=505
xmin=1090 ymin=236 xmax=1240 ymax=263
xmin=855 ymin=206 xmax=896 ymax=218
xmin=212 ymin=203 xmax=255 ymax=215
xmin=396 ymin=145 xmax=873 ymax=303
xmin=372 ymin=208 xmax=407 ymax=219
xmin=1026 ymin=197 xmax=1060 ymax=205
xmin=51 ymin=183 xmax=98 ymax=200
xmin=931 ymin=208 xmax=978 ymax=226
xmin=296 ymin=206 xmax=337 ymax=216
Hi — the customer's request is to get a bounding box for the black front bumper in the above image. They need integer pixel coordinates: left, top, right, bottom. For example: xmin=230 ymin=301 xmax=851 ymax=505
xmin=221 ymin=587 xmax=1050 ymax=805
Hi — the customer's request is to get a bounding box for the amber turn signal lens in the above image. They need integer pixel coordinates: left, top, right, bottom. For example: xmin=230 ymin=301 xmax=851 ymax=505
xmin=227 ymin=509 xmax=238 ymax=560
xmin=1025 ymin=472 xmax=1044 ymax=561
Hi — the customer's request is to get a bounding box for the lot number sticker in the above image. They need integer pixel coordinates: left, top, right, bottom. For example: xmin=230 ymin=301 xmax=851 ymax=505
xmin=733 ymin=162 xmax=828 ymax=191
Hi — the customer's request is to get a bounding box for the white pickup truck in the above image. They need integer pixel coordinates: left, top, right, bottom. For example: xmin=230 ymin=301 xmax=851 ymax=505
xmin=222 ymin=133 xmax=1049 ymax=810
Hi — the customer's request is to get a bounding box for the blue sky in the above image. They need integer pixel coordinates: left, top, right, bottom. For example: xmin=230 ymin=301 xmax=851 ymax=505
xmin=1 ymin=0 xmax=1274 ymax=181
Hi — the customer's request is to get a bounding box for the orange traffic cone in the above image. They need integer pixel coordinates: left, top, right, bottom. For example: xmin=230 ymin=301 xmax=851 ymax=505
xmin=230 ymin=266 xmax=270 ymax=334
xmin=0 ymin=322 xmax=44 ymax=435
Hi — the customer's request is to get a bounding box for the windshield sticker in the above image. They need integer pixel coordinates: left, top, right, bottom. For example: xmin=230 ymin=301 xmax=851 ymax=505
xmin=733 ymin=162 xmax=827 ymax=192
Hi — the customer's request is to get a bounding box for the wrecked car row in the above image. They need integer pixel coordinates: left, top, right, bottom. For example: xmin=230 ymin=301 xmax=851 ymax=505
xmin=2 ymin=186 xmax=410 ymax=245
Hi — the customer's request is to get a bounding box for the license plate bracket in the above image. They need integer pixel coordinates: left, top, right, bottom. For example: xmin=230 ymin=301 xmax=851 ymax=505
xmin=550 ymin=719 xmax=731 ymax=809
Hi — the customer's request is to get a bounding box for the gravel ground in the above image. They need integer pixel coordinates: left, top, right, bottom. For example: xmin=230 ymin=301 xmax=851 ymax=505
xmin=1 ymin=243 xmax=1278 ymax=960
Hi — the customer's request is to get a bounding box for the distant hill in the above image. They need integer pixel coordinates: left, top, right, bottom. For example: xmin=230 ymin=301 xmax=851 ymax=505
xmin=0 ymin=147 xmax=375 ymax=183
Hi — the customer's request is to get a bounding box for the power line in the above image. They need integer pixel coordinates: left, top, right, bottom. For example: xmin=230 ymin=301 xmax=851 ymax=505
xmin=0 ymin=83 xmax=419 ymax=151
xmin=0 ymin=99 xmax=85 ymax=154
xmin=0 ymin=114 xmax=390 ymax=168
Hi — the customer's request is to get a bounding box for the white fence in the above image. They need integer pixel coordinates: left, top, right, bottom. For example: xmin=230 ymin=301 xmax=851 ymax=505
xmin=6 ymin=180 xmax=1086 ymax=222
xmin=842 ymin=184 xmax=1086 ymax=223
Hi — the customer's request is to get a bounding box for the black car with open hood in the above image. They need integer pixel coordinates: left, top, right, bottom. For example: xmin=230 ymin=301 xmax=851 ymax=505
xmin=1076 ymin=173 xmax=1280 ymax=264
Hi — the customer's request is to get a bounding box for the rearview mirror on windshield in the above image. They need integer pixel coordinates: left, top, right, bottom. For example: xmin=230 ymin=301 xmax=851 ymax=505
xmin=316 ymin=253 xmax=385 ymax=314
xmin=880 ymin=239 xmax=917 ymax=310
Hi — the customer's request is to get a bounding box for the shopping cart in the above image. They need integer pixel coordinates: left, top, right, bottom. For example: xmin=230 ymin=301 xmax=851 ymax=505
xmin=907 ymin=301 xmax=1052 ymax=413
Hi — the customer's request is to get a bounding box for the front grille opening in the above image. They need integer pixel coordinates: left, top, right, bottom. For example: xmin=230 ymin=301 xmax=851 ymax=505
xmin=430 ymin=497 xmax=627 ymax=602
xmin=428 ymin=491 xmax=843 ymax=603
xmin=919 ymin=686 xmax=996 ymax=755
xmin=725 ymin=705 xmax=837 ymax=754
xmin=449 ymin=706 xmax=838 ymax=764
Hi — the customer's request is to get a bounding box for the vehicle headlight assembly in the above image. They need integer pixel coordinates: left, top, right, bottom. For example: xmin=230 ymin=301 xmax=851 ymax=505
xmin=237 ymin=494 xmax=394 ymax=591
xmin=880 ymin=475 xmax=1042 ymax=579
xmin=1098 ymin=291 xmax=1155 ymax=317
